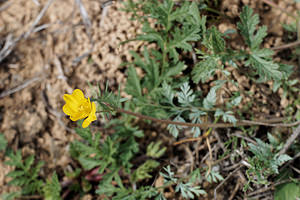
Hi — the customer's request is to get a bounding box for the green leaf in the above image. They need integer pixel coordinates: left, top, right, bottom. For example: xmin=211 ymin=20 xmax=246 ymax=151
xmin=164 ymin=62 xmax=186 ymax=79
xmin=209 ymin=26 xmax=225 ymax=53
xmin=282 ymin=22 xmax=297 ymax=32
xmin=246 ymin=49 xmax=282 ymax=81
xmin=167 ymin=116 xmax=185 ymax=138
xmin=6 ymin=170 xmax=25 ymax=178
xmin=0 ymin=133 xmax=7 ymax=151
xmin=96 ymin=184 xmax=121 ymax=196
xmin=189 ymin=109 xmax=206 ymax=137
xmin=214 ymin=109 xmax=237 ymax=124
xmin=78 ymin=156 xmax=103 ymax=170
xmin=177 ymin=82 xmax=195 ymax=106
xmin=1 ymin=191 xmax=22 ymax=200
xmin=189 ymin=168 xmax=202 ymax=183
xmin=161 ymin=82 xmax=174 ymax=104
xmin=275 ymin=154 xmax=292 ymax=166
xmin=43 ymin=172 xmax=62 ymax=200
xmin=131 ymin=160 xmax=160 ymax=182
xmin=205 ymin=170 xmax=224 ymax=183
xmin=158 ymin=0 xmax=174 ymax=31
xmin=169 ymin=26 xmax=200 ymax=51
xmin=267 ymin=133 xmax=279 ymax=146
xmin=24 ymin=155 xmax=34 ymax=171
xmin=169 ymin=26 xmax=200 ymax=62
xmin=189 ymin=2 xmax=201 ymax=24
xmin=146 ymin=141 xmax=166 ymax=158
xmin=5 ymin=150 xmax=23 ymax=168
xmin=175 ymin=182 xmax=206 ymax=199
xmin=275 ymin=182 xmax=300 ymax=200
xmin=237 ymin=6 xmax=267 ymax=49
xmin=230 ymin=95 xmax=242 ymax=106
xmin=74 ymin=126 xmax=93 ymax=145
xmin=160 ymin=165 xmax=178 ymax=183
xmin=203 ymin=88 xmax=216 ymax=109
xmin=70 ymin=140 xmax=99 ymax=158
xmin=169 ymin=2 xmax=189 ymax=22
xmin=137 ymin=25 xmax=164 ymax=50
xmin=125 ymin=66 xmax=142 ymax=97
xmin=192 ymin=56 xmax=218 ymax=84
xmin=140 ymin=47 xmax=160 ymax=91
xmin=31 ymin=161 xmax=44 ymax=179
xmin=252 ymin=25 xmax=267 ymax=49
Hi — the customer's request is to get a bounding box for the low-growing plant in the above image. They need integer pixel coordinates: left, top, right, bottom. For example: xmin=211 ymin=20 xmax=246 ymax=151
xmin=2 ymin=150 xmax=62 ymax=200
xmin=244 ymin=133 xmax=292 ymax=191
xmin=2 ymin=0 xmax=300 ymax=199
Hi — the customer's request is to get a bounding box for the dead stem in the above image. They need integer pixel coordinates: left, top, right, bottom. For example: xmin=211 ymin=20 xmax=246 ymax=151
xmin=206 ymin=137 xmax=213 ymax=175
xmin=24 ymin=0 xmax=56 ymax=39
xmin=0 ymin=76 xmax=43 ymax=98
xmin=214 ymin=166 xmax=243 ymax=200
xmin=279 ymin=124 xmax=300 ymax=155
xmin=228 ymin=179 xmax=240 ymax=200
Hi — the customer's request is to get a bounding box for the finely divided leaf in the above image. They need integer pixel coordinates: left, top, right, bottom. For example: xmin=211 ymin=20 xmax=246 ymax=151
xmin=0 ymin=133 xmax=7 ymax=151
xmin=275 ymin=183 xmax=300 ymax=200
xmin=137 ymin=24 xmax=164 ymax=50
xmin=162 ymin=82 xmax=174 ymax=104
xmin=209 ymin=26 xmax=225 ymax=53
xmin=164 ymin=62 xmax=186 ymax=78
xmin=247 ymin=49 xmax=282 ymax=81
xmin=192 ymin=56 xmax=218 ymax=84
xmin=125 ymin=66 xmax=142 ymax=97
xmin=43 ymin=172 xmax=62 ymax=200
xmin=237 ymin=6 xmax=267 ymax=48
xmin=189 ymin=2 xmax=201 ymax=24
xmin=170 ymin=26 xmax=200 ymax=51
xmin=177 ymin=82 xmax=195 ymax=106
xmin=214 ymin=109 xmax=237 ymax=124
xmin=203 ymin=88 xmax=216 ymax=109
xmin=169 ymin=26 xmax=200 ymax=61
xmin=167 ymin=116 xmax=185 ymax=138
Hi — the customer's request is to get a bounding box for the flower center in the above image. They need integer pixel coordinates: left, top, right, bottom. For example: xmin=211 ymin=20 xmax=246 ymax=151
xmin=78 ymin=102 xmax=89 ymax=112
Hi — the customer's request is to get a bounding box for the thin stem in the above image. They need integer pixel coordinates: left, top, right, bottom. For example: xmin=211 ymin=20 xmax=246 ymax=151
xmin=271 ymin=40 xmax=300 ymax=51
xmin=101 ymin=102 xmax=300 ymax=129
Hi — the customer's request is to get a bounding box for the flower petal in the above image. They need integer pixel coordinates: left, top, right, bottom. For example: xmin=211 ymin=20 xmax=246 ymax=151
xmin=70 ymin=111 xmax=89 ymax=121
xmin=72 ymin=89 xmax=85 ymax=101
xmin=82 ymin=102 xmax=97 ymax=128
xmin=63 ymin=94 xmax=80 ymax=112
xmin=62 ymin=104 xmax=73 ymax=116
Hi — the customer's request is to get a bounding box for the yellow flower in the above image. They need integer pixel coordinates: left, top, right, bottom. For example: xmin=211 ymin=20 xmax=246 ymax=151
xmin=63 ymin=89 xmax=97 ymax=128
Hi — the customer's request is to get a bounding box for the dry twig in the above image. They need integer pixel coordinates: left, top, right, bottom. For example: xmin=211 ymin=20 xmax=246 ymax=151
xmin=0 ymin=76 xmax=43 ymax=98
xmin=214 ymin=166 xmax=243 ymax=200
xmin=206 ymin=137 xmax=213 ymax=174
xmin=271 ymin=40 xmax=300 ymax=51
xmin=31 ymin=0 xmax=40 ymax=6
xmin=0 ymin=34 xmax=19 ymax=62
xmin=228 ymin=179 xmax=240 ymax=200
xmin=24 ymin=0 xmax=56 ymax=39
xmin=279 ymin=124 xmax=300 ymax=155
